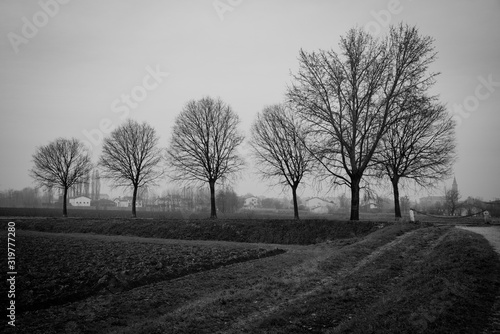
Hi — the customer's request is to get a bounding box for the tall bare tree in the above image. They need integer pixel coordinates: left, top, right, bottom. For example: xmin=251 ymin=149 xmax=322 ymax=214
xmin=376 ymin=94 xmax=456 ymax=218
xmin=250 ymin=104 xmax=314 ymax=219
xmin=99 ymin=119 xmax=163 ymax=218
xmin=287 ymin=24 xmax=438 ymax=220
xmin=166 ymin=96 xmax=244 ymax=218
xmin=30 ymin=138 xmax=93 ymax=217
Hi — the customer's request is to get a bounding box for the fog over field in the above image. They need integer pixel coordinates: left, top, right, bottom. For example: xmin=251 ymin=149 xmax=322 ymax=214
xmin=1 ymin=0 xmax=499 ymax=201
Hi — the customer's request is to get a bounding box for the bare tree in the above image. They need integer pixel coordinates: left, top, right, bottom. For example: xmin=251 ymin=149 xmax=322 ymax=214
xmin=376 ymin=94 xmax=456 ymax=218
xmin=30 ymin=138 xmax=93 ymax=217
xmin=287 ymin=24 xmax=438 ymax=220
xmin=445 ymin=188 xmax=461 ymax=216
xmin=166 ymin=97 xmax=244 ymax=218
xmin=249 ymin=104 xmax=314 ymax=219
xmin=99 ymin=119 xmax=163 ymax=218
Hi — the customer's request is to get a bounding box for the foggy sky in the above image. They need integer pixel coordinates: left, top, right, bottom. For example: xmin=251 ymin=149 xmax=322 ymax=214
xmin=1 ymin=0 xmax=499 ymax=201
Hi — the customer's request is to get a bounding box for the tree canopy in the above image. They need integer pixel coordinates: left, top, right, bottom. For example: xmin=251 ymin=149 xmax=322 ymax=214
xmin=288 ymin=24 xmax=439 ymax=220
xmin=166 ymin=96 xmax=244 ymax=218
xmin=99 ymin=119 xmax=163 ymax=217
xmin=30 ymin=137 xmax=93 ymax=217
xmin=250 ymin=104 xmax=314 ymax=219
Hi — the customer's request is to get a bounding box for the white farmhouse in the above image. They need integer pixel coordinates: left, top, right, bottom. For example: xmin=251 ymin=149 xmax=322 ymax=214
xmin=305 ymin=197 xmax=335 ymax=214
xmin=244 ymin=197 xmax=260 ymax=208
xmin=69 ymin=196 xmax=91 ymax=207
xmin=114 ymin=198 xmax=129 ymax=208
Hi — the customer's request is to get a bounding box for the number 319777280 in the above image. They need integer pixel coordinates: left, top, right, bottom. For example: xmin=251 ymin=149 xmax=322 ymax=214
xmin=7 ymin=222 xmax=16 ymax=271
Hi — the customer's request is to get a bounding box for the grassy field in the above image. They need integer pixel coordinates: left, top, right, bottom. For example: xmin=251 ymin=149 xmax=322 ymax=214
xmin=0 ymin=206 xmax=492 ymax=225
xmin=2 ymin=216 xmax=500 ymax=333
xmin=12 ymin=217 xmax=383 ymax=245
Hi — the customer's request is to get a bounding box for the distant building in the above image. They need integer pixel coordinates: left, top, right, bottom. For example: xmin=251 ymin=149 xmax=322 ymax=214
xmin=244 ymin=197 xmax=260 ymax=208
xmin=419 ymin=177 xmax=460 ymax=211
xmin=114 ymin=198 xmax=128 ymax=208
xmin=452 ymin=176 xmax=458 ymax=193
xmin=360 ymin=201 xmax=378 ymax=211
xmin=154 ymin=196 xmax=180 ymax=211
xmin=419 ymin=195 xmax=445 ymax=207
xmin=69 ymin=196 xmax=91 ymax=207
xmin=94 ymin=198 xmax=116 ymax=207
xmin=305 ymin=197 xmax=336 ymax=214
xmin=114 ymin=197 xmax=143 ymax=208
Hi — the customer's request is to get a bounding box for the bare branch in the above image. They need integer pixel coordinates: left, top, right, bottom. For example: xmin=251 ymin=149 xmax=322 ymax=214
xmin=374 ymin=92 xmax=457 ymax=217
xmin=30 ymin=138 xmax=93 ymax=216
xmin=166 ymin=96 xmax=245 ymax=218
xmin=249 ymin=104 xmax=314 ymax=219
xmin=99 ymin=119 xmax=164 ymax=217
xmin=287 ymin=23 xmax=438 ymax=220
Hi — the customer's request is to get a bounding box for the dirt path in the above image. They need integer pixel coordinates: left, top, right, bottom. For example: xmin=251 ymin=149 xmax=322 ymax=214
xmin=458 ymin=226 xmax=500 ymax=334
xmin=458 ymin=226 xmax=500 ymax=254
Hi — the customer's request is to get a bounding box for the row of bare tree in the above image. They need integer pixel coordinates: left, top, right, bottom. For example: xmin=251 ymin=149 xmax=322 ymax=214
xmin=30 ymin=96 xmax=245 ymax=218
xmin=251 ymin=24 xmax=456 ymax=220
xmin=30 ymin=23 xmax=456 ymax=220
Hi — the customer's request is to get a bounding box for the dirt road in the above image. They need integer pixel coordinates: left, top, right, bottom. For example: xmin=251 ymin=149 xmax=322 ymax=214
xmin=458 ymin=226 xmax=500 ymax=334
xmin=458 ymin=226 xmax=500 ymax=254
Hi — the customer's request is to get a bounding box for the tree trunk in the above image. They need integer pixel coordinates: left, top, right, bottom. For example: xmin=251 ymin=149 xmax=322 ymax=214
xmin=132 ymin=185 xmax=138 ymax=218
xmin=292 ymin=185 xmax=299 ymax=220
xmin=350 ymin=176 xmax=361 ymax=221
xmin=392 ymin=176 xmax=402 ymax=218
xmin=63 ymin=186 xmax=68 ymax=217
xmin=209 ymin=180 xmax=217 ymax=219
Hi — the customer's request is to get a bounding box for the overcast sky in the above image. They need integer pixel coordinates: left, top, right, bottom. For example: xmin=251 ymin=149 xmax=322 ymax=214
xmin=1 ymin=0 xmax=499 ymax=201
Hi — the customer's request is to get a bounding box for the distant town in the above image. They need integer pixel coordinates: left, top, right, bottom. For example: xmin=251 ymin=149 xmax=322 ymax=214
xmin=2 ymin=170 xmax=497 ymax=217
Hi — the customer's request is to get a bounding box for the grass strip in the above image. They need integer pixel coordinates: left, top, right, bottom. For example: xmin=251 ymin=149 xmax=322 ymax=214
xmin=11 ymin=218 xmax=382 ymax=245
xmin=255 ymin=226 xmax=500 ymax=333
